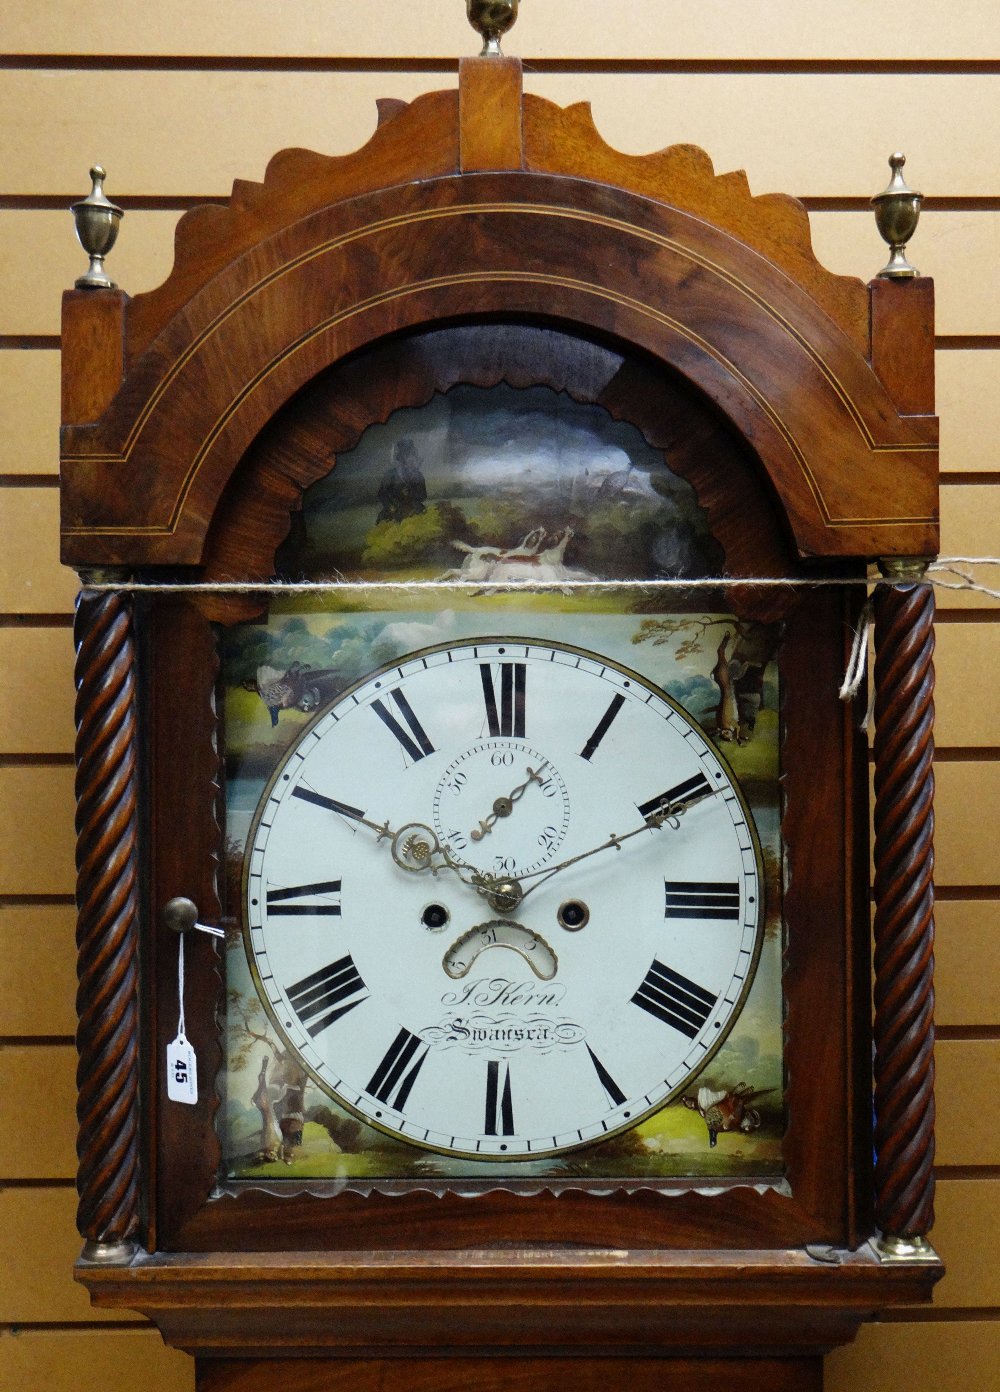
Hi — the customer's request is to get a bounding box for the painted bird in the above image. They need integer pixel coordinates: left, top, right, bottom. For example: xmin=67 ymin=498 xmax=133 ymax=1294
xmin=682 ymin=1082 xmax=770 ymax=1148
xmin=245 ymin=661 xmax=340 ymax=727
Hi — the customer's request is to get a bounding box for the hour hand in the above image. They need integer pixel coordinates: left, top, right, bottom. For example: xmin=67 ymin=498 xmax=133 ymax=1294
xmin=388 ymin=821 xmax=488 ymax=894
xmin=290 ymin=785 xmax=394 ymax=841
xmin=381 ymin=818 xmax=518 ymax=904
xmin=294 ymin=792 xmax=483 ymax=893
xmin=390 ymin=823 xmax=445 ymax=873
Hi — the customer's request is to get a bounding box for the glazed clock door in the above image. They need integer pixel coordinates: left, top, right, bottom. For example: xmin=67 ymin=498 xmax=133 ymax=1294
xmin=62 ymin=51 xmax=942 ymax=1374
xmin=147 ymin=323 xmax=867 ymax=1254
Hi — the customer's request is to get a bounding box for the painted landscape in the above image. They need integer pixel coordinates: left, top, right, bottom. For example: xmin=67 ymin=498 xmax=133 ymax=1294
xmin=275 ymin=383 xmax=726 ymax=589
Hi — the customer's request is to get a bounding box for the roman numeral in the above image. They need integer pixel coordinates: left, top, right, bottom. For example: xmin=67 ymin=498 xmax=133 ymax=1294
xmin=287 ymin=955 xmax=368 ymax=1037
xmin=631 ymin=960 xmax=718 ymax=1040
xmin=371 ymin=689 xmax=436 ymax=762
xmin=664 ymin=880 xmax=740 ymax=920
xmin=481 ymin=662 xmax=526 ymax=738
xmin=637 ymin=772 xmax=712 ymax=824
xmin=367 ymin=1028 xmax=429 ymax=1109
xmin=484 ymin=1059 xmax=515 ymax=1136
xmin=292 ymin=786 xmax=366 ymax=822
xmin=587 ymin=1045 xmax=627 ymax=1107
xmin=266 ymin=880 xmax=342 ymax=916
xmin=579 ymin=693 xmax=625 ymax=761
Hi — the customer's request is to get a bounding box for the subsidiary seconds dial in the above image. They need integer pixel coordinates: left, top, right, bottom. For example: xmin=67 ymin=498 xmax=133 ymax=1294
xmin=431 ymin=740 xmax=570 ymax=874
xmin=244 ymin=638 xmax=765 ymax=1159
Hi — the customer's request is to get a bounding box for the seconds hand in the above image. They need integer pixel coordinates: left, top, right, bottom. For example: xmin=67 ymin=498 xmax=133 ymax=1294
xmin=470 ymin=761 xmax=548 ymax=842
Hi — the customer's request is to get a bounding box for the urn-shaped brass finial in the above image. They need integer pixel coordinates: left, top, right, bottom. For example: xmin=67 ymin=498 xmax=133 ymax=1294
xmin=871 ymin=153 xmax=923 ymax=279
xmin=467 ymin=0 xmax=519 ymax=56
xmin=71 ymin=165 xmax=124 ymax=290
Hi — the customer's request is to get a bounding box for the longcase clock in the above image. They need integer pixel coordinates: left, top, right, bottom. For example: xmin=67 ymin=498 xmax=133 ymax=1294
xmin=61 ymin=27 xmax=942 ymax=1392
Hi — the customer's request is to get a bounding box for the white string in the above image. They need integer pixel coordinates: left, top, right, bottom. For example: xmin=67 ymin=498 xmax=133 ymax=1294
xmin=78 ymin=557 xmax=1000 ymax=597
xmin=927 ymin=565 xmax=1000 ymax=603
xmin=79 ymin=557 xmax=999 ymax=731
xmin=177 ymin=932 xmax=186 ymax=1041
xmin=839 ymin=598 xmax=875 ymax=703
xmin=84 ymin=576 xmax=841 ymax=594
xmin=864 ymin=682 xmax=878 ymax=731
xmin=931 ymin=556 xmax=1000 ymax=564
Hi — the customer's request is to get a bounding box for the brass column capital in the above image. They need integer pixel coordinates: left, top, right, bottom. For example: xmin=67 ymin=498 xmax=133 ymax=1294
xmin=878 ymin=556 xmax=933 ymax=582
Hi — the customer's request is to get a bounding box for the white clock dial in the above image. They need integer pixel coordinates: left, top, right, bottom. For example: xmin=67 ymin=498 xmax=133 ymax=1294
xmin=243 ymin=638 xmax=764 ymax=1159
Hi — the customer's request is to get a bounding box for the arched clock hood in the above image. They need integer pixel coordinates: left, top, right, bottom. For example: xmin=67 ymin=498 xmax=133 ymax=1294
xmin=60 ymin=61 xmax=937 ymax=571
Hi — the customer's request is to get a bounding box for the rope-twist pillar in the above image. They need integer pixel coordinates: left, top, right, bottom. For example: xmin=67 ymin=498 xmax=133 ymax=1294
xmin=872 ymin=572 xmax=937 ymax=1242
xmin=74 ymin=587 xmax=140 ymax=1251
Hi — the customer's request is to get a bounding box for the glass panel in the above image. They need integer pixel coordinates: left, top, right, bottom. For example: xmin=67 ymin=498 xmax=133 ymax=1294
xmin=218 ymin=385 xmax=785 ymax=1190
xmin=274 ymin=384 xmax=725 ymax=585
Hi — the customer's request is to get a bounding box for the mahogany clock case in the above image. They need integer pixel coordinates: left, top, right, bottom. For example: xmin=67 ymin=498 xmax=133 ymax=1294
xmin=61 ymin=60 xmax=942 ymax=1385
xmin=140 ymin=320 xmax=872 ymax=1255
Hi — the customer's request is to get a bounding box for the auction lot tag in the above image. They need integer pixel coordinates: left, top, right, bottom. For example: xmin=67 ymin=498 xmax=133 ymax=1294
xmin=167 ymin=1033 xmax=198 ymax=1104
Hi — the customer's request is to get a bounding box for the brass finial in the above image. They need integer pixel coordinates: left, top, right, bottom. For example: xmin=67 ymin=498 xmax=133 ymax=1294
xmin=70 ymin=165 xmax=123 ymax=290
xmin=871 ymin=153 xmax=923 ymax=279
xmin=467 ymin=0 xmax=519 ymax=56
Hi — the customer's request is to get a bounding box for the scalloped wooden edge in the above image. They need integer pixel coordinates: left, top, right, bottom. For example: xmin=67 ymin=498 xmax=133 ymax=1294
xmin=522 ymin=95 xmax=869 ymax=355
xmin=124 ymin=88 xmax=462 ymax=362
xmin=123 ymin=69 xmax=869 ymax=365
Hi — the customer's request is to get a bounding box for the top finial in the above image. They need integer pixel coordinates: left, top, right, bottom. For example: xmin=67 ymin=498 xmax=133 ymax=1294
xmin=871 ymin=152 xmax=923 ymax=280
xmin=467 ymin=0 xmax=519 ymax=57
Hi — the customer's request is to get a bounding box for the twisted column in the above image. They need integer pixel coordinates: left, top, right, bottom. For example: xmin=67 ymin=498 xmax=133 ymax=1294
xmin=872 ymin=568 xmax=936 ymax=1243
xmin=73 ymin=586 xmax=140 ymax=1253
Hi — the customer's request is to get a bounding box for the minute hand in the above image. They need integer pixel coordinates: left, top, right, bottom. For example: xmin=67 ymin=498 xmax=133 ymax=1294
xmin=517 ymin=788 xmax=718 ymax=900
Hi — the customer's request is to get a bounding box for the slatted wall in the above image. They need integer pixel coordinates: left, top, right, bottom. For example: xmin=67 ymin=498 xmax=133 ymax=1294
xmin=1 ymin=3 xmax=997 ymax=1387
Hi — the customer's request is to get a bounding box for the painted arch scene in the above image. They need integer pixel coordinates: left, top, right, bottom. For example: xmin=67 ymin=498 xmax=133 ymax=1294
xmin=275 ymin=383 xmax=726 ymax=589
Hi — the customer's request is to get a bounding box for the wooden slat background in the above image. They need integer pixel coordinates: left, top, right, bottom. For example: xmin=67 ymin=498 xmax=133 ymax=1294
xmin=2 ymin=71 xmax=1000 ymax=196
xmin=1 ymin=7 xmax=997 ymax=1389
xmin=6 ymin=0 xmax=1000 ymax=61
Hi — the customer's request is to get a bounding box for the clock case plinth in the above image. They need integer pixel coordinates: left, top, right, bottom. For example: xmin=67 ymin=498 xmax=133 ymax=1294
xmin=62 ymin=56 xmax=942 ymax=1387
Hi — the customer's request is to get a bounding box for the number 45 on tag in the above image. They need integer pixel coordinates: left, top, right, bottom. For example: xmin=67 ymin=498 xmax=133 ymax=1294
xmin=167 ymin=1034 xmax=198 ymax=1104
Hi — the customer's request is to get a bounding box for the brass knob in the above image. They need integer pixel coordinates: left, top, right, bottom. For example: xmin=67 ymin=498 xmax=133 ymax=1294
xmin=162 ymin=897 xmax=224 ymax=937
xmin=467 ymin=0 xmax=519 ymax=56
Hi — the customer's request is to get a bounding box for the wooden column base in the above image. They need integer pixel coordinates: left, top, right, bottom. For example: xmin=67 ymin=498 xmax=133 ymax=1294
xmin=197 ymin=1356 xmax=823 ymax=1392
